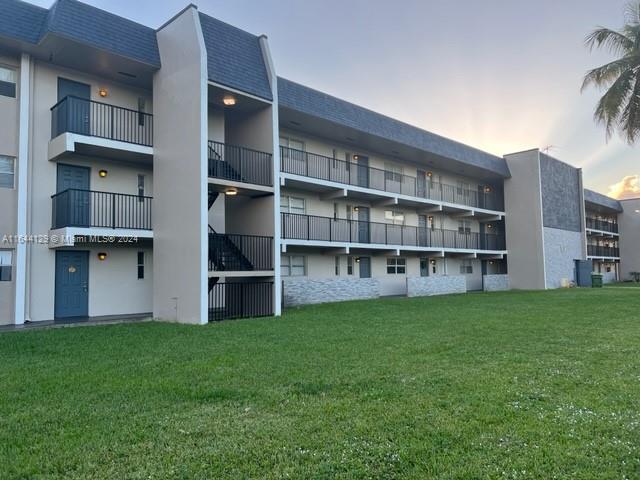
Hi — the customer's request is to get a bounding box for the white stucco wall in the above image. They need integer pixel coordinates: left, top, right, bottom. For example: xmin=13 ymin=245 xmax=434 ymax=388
xmin=543 ymin=227 xmax=584 ymax=288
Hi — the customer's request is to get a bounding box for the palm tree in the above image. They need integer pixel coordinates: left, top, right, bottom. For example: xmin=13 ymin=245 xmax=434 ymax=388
xmin=582 ymin=2 xmax=640 ymax=143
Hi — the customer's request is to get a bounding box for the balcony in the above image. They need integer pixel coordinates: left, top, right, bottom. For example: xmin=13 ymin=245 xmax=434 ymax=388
xmin=587 ymin=245 xmax=620 ymax=258
xmin=208 ymin=228 xmax=274 ymax=273
xmin=586 ymin=217 xmax=619 ymax=234
xmin=280 ymin=146 xmax=504 ymax=212
xmin=49 ymin=96 xmax=153 ymax=162
xmin=281 ymin=213 xmax=506 ymax=252
xmin=208 ymin=281 xmax=274 ymax=321
xmin=208 ymin=141 xmax=273 ymax=188
xmin=50 ymin=189 xmax=152 ymax=247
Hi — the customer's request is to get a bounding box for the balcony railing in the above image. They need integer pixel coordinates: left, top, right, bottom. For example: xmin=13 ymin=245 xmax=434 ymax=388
xmin=587 ymin=245 xmax=620 ymax=258
xmin=51 ymin=96 xmax=153 ymax=147
xmin=209 ymin=230 xmax=274 ymax=271
xmin=208 ymin=141 xmax=273 ymax=187
xmin=52 ymin=189 xmax=152 ymax=230
xmin=586 ymin=217 xmax=619 ymax=233
xmin=280 ymin=146 xmax=504 ymax=211
xmin=209 ymin=281 xmax=274 ymax=321
xmin=281 ymin=212 xmax=506 ymax=251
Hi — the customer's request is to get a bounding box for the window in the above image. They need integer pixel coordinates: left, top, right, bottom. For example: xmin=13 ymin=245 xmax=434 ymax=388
xmin=347 ymin=256 xmax=354 ymax=275
xmin=0 ymin=250 xmax=12 ymax=281
xmin=0 ymin=156 xmax=15 ymax=189
xmin=385 ymin=210 xmax=405 ymax=225
xmin=384 ymin=163 xmax=403 ymax=183
xmin=279 ymin=137 xmax=305 ymax=173
xmin=281 ymin=255 xmax=305 ymax=277
xmin=333 ymin=203 xmax=339 ymax=220
xmin=386 ymin=257 xmax=406 ymax=274
xmin=334 ymin=256 xmax=340 ymax=276
xmin=460 ymin=260 xmax=473 ymax=274
xmin=280 ymin=196 xmax=305 ymax=214
xmin=137 ymin=98 xmax=146 ymax=126
xmin=458 ymin=220 xmax=472 ymax=234
xmin=420 ymin=258 xmax=428 ymax=277
xmin=137 ymin=174 xmax=145 ymax=202
xmin=0 ymin=66 xmax=16 ymax=98
xmin=137 ymin=251 xmax=145 ymax=279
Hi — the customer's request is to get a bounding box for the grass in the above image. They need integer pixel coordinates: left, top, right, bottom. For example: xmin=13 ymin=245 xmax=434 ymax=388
xmin=1 ymin=289 xmax=640 ymax=479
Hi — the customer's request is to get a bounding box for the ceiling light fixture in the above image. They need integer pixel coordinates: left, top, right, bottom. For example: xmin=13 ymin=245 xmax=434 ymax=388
xmin=225 ymin=188 xmax=238 ymax=196
xmin=223 ymin=95 xmax=236 ymax=106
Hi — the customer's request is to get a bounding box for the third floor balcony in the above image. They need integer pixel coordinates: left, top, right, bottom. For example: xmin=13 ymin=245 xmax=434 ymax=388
xmin=586 ymin=217 xmax=619 ymax=234
xmin=280 ymin=146 xmax=504 ymax=212
xmin=208 ymin=141 xmax=273 ymax=189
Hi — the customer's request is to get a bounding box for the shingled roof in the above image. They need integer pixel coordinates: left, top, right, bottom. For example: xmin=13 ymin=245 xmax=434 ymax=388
xmin=0 ymin=0 xmax=160 ymax=67
xmin=199 ymin=12 xmax=272 ymax=101
xmin=584 ymin=188 xmax=623 ymax=212
xmin=278 ymin=77 xmax=510 ymax=177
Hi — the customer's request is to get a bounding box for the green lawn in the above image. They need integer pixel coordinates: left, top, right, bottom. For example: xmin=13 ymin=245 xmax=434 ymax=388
xmin=1 ymin=289 xmax=640 ymax=479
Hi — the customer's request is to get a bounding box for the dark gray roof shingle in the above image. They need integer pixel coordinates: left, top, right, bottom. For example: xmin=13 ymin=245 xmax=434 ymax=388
xmin=278 ymin=77 xmax=510 ymax=177
xmin=199 ymin=12 xmax=272 ymax=101
xmin=584 ymin=188 xmax=622 ymax=212
xmin=0 ymin=0 xmax=160 ymax=67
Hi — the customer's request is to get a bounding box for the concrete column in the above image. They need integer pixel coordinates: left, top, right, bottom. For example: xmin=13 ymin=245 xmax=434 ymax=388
xmin=153 ymin=6 xmax=208 ymax=324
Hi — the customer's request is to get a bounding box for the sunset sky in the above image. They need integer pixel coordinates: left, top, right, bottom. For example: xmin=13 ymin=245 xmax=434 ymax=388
xmin=29 ymin=0 xmax=640 ymax=198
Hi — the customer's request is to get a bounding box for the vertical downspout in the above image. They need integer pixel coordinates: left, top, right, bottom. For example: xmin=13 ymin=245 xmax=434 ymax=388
xmin=14 ymin=53 xmax=30 ymax=325
xmin=259 ymin=34 xmax=282 ymax=316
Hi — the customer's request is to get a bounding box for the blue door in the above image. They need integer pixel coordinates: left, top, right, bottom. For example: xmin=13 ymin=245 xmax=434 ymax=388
xmin=55 ymin=250 xmax=89 ymax=318
xmin=57 ymin=77 xmax=91 ymax=136
xmin=56 ymin=164 xmax=90 ymax=227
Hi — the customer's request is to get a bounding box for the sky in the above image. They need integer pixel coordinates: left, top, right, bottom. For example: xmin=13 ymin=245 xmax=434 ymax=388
xmin=29 ymin=0 xmax=640 ymax=198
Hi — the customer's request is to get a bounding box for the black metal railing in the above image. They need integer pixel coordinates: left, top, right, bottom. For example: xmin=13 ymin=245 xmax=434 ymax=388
xmin=51 ymin=96 xmax=153 ymax=146
xmin=209 ymin=232 xmax=274 ymax=271
xmin=280 ymin=146 xmax=503 ymax=211
xmin=587 ymin=245 xmax=620 ymax=258
xmin=208 ymin=141 xmax=273 ymax=186
xmin=586 ymin=217 xmax=619 ymax=233
xmin=51 ymin=189 xmax=152 ymax=230
xmin=281 ymin=212 xmax=506 ymax=251
xmin=209 ymin=281 xmax=274 ymax=321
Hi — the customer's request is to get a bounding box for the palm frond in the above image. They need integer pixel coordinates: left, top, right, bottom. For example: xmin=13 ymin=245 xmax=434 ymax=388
xmin=581 ymin=56 xmax=638 ymax=91
xmin=624 ymin=1 xmax=640 ymax=25
xmin=584 ymin=27 xmax=635 ymax=55
xmin=593 ymin=68 xmax=636 ymax=140
xmin=619 ymin=74 xmax=640 ymax=142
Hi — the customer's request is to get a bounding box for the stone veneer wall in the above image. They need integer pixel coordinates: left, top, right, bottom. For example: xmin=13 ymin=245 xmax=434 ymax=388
xmin=283 ymin=278 xmax=380 ymax=307
xmin=483 ymin=274 xmax=510 ymax=292
xmin=406 ymin=275 xmax=467 ymax=297
xmin=543 ymin=227 xmax=584 ymax=288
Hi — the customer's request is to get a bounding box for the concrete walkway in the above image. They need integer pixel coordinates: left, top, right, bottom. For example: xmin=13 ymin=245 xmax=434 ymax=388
xmin=0 ymin=313 xmax=153 ymax=333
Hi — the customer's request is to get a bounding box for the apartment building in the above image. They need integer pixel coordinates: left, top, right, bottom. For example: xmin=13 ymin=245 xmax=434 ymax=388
xmin=0 ymin=0 xmax=637 ymax=326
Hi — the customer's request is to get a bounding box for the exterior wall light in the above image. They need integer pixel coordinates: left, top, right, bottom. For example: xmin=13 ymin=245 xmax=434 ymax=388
xmin=428 ymin=215 xmax=434 ymax=221
xmin=430 ymin=259 xmax=436 ymax=265
xmin=484 ymin=186 xmax=492 ymax=193
xmin=426 ymin=171 xmax=433 ymax=177
xmin=98 ymin=169 xmax=108 ymax=178
xmin=98 ymin=88 xmax=108 ymax=97
xmin=223 ymin=95 xmax=236 ymax=106
xmin=487 ymin=224 xmax=493 ymax=229
xmin=355 ymin=257 xmax=361 ymax=263
xmin=97 ymin=252 xmax=107 ymax=261
xmin=353 ymin=206 xmax=359 ymax=212
xmin=225 ymin=188 xmax=238 ymax=196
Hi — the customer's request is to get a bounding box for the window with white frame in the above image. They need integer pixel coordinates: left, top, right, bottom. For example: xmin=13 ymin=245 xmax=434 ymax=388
xmin=460 ymin=259 xmax=473 ymax=274
xmin=334 ymin=256 xmax=340 ymax=275
xmin=386 ymin=257 xmax=406 ymax=274
xmin=458 ymin=220 xmax=472 ymax=234
xmin=0 ymin=156 xmax=15 ymax=189
xmin=385 ymin=210 xmax=405 ymax=225
xmin=137 ymin=251 xmax=145 ymax=279
xmin=347 ymin=256 xmax=354 ymax=275
xmin=0 ymin=250 xmax=12 ymax=281
xmin=280 ymin=137 xmax=305 ymax=173
xmin=137 ymin=174 xmax=145 ymax=202
xmin=280 ymin=196 xmax=305 ymax=214
xmin=281 ymin=255 xmax=305 ymax=277
xmin=384 ymin=163 xmax=403 ymax=183
xmin=0 ymin=66 xmax=16 ymax=98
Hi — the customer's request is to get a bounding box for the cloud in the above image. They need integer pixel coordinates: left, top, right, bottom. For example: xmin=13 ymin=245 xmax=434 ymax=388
xmin=608 ymin=175 xmax=640 ymax=199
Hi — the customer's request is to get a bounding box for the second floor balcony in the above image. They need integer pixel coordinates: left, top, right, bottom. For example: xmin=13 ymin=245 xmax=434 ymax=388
xmin=208 ymin=141 xmax=273 ymax=188
xmin=281 ymin=212 xmax=506 ymax=251
xmin=586 ymin=217 xmax=619 ymax=234
xmin=587 ymin=245 xmax=620 ymax=258
xmin=280 ymin=146 xmax=504 ymax=211
xmin=51 ymin=189 xmax=152 ymax=231
xmin=208 ymin=228 xmax=274 ymax=272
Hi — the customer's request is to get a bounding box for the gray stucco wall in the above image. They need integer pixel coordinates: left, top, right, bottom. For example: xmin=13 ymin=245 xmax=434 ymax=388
xmin=283 ymin=278 xmax=380 ymax=306
xmin=406 ymin=275 xmax=466 ymax=297
xmin=540 ymin=154 xmax=583 ymax=232
xmin=483 ymin=274 xmax=510 ymax=292
xmin=543 ymin=227 xmax=584 ymax=288
xmin=619 ymin=198 xmax=640 ymax=280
